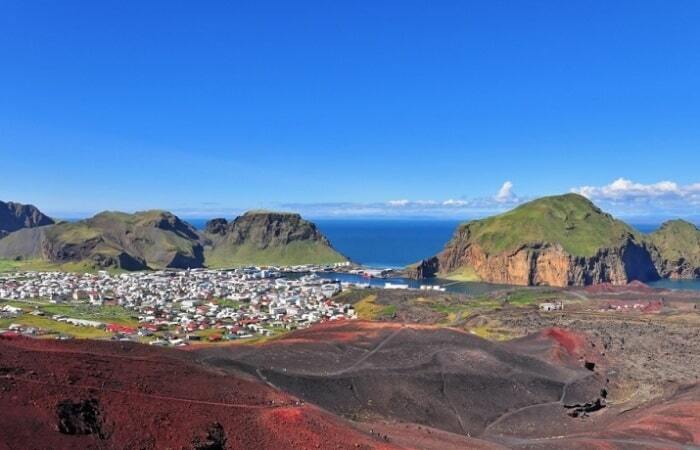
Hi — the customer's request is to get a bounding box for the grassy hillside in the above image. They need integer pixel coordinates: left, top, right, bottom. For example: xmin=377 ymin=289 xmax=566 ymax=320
xmin=1 ymin=209 xmax=346 ymax=272
xmin=31 ymin=210 xmax=203 ymax=270
xmin=205 ymin=240 xmax=346 ymax=267
xmin=649 ymin=220 xmax=700 ymax=265
xmin=0 ymin=259 xmax=125 ymax=273
xmin=203 ymin=210 xmax=347 ymax=267
xmin=454 ymin=193 xmax=638 ymax=257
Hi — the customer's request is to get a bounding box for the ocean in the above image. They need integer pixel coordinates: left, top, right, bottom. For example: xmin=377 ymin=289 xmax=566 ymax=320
xmin=187 ymin=218 xmax=460 ymax=268
xmin=186 ymin=218 xmax=700 ymax=291
xmin=187 ymin=219 xmax=666 ymax=268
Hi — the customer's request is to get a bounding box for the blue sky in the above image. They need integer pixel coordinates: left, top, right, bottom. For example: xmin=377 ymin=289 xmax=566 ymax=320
xmin=1 ymin=1 xmax=699 ymax=220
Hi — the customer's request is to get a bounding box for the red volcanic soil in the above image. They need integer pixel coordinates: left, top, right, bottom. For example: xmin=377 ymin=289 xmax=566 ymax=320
xmin=599 ymin=299 xmax=663 ymax=313
xmin=603 ymin=384 xmax=700 ymax=444
xmin=543 ymin=327 xmax=586 ymax=356
xmin=0 ymin=335 xmax=397 ymax=450
xmin=503 ymin=327 xmax=604 ymax=372
xmin=4 ymin=321 xmax=700 ymax=450
xmin=584 ymin=280 xmax=654 ymax=295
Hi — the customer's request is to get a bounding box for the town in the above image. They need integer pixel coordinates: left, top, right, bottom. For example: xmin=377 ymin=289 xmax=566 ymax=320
xmin=0 ymin=267 xmax=358 ymax=346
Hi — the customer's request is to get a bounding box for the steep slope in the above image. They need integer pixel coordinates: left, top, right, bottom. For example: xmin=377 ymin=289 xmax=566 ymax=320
xmin=200 ymin=321 xmax=608 ymax=439
xmin=0 ymin=336 xmax=396 ymax=450
xmin=0 ymin=210 xmax=205 ymax=270
xmin=0 ymin=200 xmax=54 ymax=236
xmin=413 ymin=194 xmax=659 ymax=286
xmin=649 ymin=219 xmax=700 ymax=279
xmin=204 ymin=211 xmax=347 ymax=267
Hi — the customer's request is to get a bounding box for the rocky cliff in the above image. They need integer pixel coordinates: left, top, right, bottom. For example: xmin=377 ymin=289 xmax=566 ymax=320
xmin=0 ymin=200 xmax=54 ymax=236
xmin=648 ymin=219 xmax=700 ymax=279
xmin=203 ymin=211 xmax=347 ymax=267
xmin=413 ymin=194 xmax=661 ymax=287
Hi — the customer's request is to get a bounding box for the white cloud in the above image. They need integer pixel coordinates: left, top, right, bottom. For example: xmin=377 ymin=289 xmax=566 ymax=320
xmin=573 ymin=178 xmax=700 ymax=203
xmin=442 ymin=199 xmax=469 ymax=206
xmin=280 ymin=182 xmax=526 ymax=218
xmin=495 ymin=181 xmax=517 ymax=203
xmin=168 ymin=179 xmax=700 ymax=220
xmin=387 ymin=199 xmax=410 ymax=207
xmin=571 ymin=178 xmax=700 ymax=217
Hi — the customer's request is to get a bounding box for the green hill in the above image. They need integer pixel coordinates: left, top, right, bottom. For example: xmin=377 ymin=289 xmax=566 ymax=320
xmin=0 ymin=210 xmax=204 ymax=271
xmin=415 ymin=193 xmax=659 ymax=286
xmin=0 ymin=208 xmax=346 ymax=271
xmin=203 ymin=211 xmax=347 ymax=267
xmin=456 ymin=193 xmax=639 ymax=257
xmin=648 ymin=219 xmax=700 ymax=278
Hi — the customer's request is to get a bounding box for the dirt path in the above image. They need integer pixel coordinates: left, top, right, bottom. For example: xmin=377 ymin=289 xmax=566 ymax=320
xmin=1 ymin=374 xmax=301 ymax=410
xmin=481 ymin=372 xmax=594 ymax=436
xmin=321 ymin=326 xmax=405 ymax=376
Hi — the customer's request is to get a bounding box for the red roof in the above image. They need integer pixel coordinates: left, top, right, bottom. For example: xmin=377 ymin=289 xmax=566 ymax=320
xmin=106 ymin=324 xmax=136 ymax=334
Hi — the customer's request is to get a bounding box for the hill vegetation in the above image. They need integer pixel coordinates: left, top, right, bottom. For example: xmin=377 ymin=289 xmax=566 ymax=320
xmin=203 ymin=211 xmax=346 ymax=267
xmin=456 ymin=193 xmax=639 ymax=257
xmin=416 ymin=194 xmax=664 ymax=286
xmin=649 ymin=219 xmax=700 ymax=278
xmin=0 ymin=207 xmax=345 ymax=271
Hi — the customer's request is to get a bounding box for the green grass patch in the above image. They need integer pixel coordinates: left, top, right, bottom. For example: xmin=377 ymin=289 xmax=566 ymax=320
xmin=442 ymin=266 xmax=481 ymax=282
xmin=353 ymin=295 xmax=396 ymax=320
xmin=214 ymin=298 xmax=243 ymax=309
xmin=40 ymin=304 xmax=138 ymax=326
xmin=450 ymin=193 xmax=639 ymax=257
xmin=0 ymin=259 xmax=126 ymax=274
xmin=503 ymin=288 xmax=561 ymax=306
xmin=0 ymin=315 xmax=111 ymax=339
xmin=205 ymin=240 xmax=347 ymax=268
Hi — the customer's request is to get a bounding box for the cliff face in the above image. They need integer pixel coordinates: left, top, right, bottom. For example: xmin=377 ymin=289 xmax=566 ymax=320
xmin=413 ymin=194 xmax=661 ymax=287
xmin=648 ymin=220 xmax=700 ymax=279
xmin=203 ymin=211 xmax=347 ymax=267
xmin=226 ymin=212 xmax=332 ymax=247
xmin=427 ymin=239 xmax=659 ymax=287
xmin=0 ymin=200 xmax=54 ymax=235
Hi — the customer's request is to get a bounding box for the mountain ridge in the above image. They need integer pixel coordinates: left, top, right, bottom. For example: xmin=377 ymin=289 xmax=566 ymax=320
xmin=0 ymin=207 xmax=346 ymax=271
xmin=0 ymin=200 xmax=54 ymax=236
xmin=412 ymin=194 xmax=699 ymax=286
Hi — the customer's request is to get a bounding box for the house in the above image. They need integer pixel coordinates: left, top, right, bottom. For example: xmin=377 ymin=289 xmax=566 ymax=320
xmin=105 ymin=323 xmax=136 ymax=334
xmin=1 ymin=305 xmax=23 ymax=315
xmin=539 ymin=301 xmax=564 ymax=312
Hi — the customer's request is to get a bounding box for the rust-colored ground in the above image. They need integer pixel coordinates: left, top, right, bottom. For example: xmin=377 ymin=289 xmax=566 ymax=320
xmin=0 ymin=335 xmax=397 ymax=450
xmin=2 ymin=319 xmax=700 ymax=450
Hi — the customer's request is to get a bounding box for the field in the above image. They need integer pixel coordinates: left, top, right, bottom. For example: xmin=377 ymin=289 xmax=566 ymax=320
xmin=0 ymin=299 xmax=138 ymax=338
xmin=0 ymin=258 xmax=125 ymax=273
xmin=339 ymin=286 xmax=571 ymax=328
xmin=352 ymin=294 xmax=397 ymax=320
xmin=0 ymin=314 xmax=111 ymax=339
